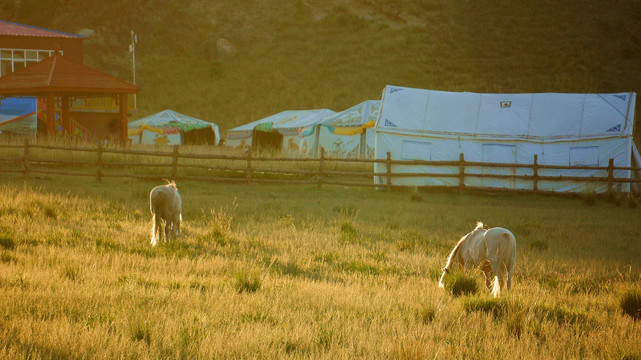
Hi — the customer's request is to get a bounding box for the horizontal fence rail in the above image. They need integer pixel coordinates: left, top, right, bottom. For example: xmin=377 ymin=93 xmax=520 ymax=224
xmin=1 ymin=141 xmax=640 ymax=194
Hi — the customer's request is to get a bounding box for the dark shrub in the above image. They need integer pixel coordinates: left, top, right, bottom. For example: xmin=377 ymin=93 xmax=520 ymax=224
xmin=620 ymin=289 xmax=641 ymax=320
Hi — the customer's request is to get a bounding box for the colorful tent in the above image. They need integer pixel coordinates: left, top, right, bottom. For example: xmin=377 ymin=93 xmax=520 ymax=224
xmin=225 ymin=109 xmax=335 ymax=153
xmin=374 ymin=85 xmax=639 ymax=193
xmin=128 ymin=110 xmax=220 ymax=145
xmin=300 ymin=100 xmax=379 ymax=158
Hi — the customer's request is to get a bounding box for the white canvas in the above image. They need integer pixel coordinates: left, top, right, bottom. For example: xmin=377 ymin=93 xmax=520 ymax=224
xmin=374 ymin=85 xmax=637 ymax=193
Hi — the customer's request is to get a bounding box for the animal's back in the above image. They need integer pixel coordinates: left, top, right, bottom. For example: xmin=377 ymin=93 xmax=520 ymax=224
xmin=150 ymin=185 xmax=181 ymax=218
xmin=462 ymin=227 xmax=489 ymax=266
xmin=485 ymin=227 xmax=516 ymax=268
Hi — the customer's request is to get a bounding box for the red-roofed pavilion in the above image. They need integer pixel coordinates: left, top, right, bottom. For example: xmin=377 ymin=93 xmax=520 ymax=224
xmin=0 ymin=48 xmax=138 ymax=142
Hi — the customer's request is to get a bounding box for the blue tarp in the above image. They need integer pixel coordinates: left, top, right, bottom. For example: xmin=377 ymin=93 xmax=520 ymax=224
xmin=0 ymin=97 xmax=37 ymax=137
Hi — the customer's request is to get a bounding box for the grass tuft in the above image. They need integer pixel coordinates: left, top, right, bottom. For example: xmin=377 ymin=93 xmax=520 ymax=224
xmin=338 ymin=221 xmax=359 ymax=244
xmin=464 ymin=297 xmax=589 ymax=327
xmin=189 ymin=279 xmax=207 ymax=293
xmin=417 ymin=303 xmax=437 ymax=324
xmin=538 ymin=274 xmax=560 ymax=290
xmin=620 ymin=354 xmax=641 ymax=360
xmin=619 ymin=288 xmax=641 ymax=320
xmin=233 ymin=269 xmax=262 ymax=294
xmin=583 ymin=191 xmax=597 ymax=206
xmin=441 ymin=271 xmax=480 ymax=297
xmin=129 ymin=320 xmax=152 ymax=345
xmin=0 ymin=233 xmax=15 ymax=250
xmin=0 ymin=251 xmax=16 ymax=263
xmin=567 ymin=278 xmax=602 ymax=295
xmin=529 ymin=239 xmax=548 ymax=251
xmin=61 ymin=264 xmax=82 ymax=282
xmin=43 ymin=205 xmax=58 ymax=219
xmin=463 ymin=297 xmax=512 ymax=319
xmin=395 ymin=230 xmax=422 ymax=252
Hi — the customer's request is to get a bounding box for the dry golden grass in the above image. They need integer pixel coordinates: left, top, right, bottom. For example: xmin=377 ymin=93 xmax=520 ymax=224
xmin=0 ymin=173 xmax=640 ymax=359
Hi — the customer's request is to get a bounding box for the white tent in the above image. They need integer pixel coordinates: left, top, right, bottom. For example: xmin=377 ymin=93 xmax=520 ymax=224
xmin=374 ymin=85 xmax=638 ymax=193
xmin=299 ymin=100 xmax=379 ymax=158
xmin=128 ymin=110 xmax=220 ymax=146
xmin=226 ymin=109 xmax=335 ymax=154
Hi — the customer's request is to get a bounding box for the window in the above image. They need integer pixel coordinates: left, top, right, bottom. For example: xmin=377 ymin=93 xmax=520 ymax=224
xmin=0 ymin=60 xmax=11 ymax=77
xmin=569 ymin=146 xmax=599 ymax=166
xmin=402 ymin=140 xmax=432 ymax=160
xmin=482 ymin=144 xmax=516 ymax=163
xmin=26 ymin=50 xmax=37 ymax=61
xmin=0 ymin=48 xmax=60 ymax=77
xmin=38 ymin=50 xmax=51 ymax=61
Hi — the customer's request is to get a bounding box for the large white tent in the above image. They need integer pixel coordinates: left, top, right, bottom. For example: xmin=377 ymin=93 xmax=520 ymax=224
xmin=226 ymin=109 xmax=335 ymax=154
xmin=299 ymin=100 xmax=379 ymax=158
xmin=128 ymin=110 xmax=220 ymax=146
xmin=374 ymin=85 xmax=639 ymax=193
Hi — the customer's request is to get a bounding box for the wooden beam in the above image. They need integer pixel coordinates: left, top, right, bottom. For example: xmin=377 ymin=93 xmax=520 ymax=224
xmin=46 ymin=93 xmax=55 ymax=137
xmin=61 ymin=95 xmax=71 ymax=136
xmin=119 ymin=93 xmax=128 ymax=146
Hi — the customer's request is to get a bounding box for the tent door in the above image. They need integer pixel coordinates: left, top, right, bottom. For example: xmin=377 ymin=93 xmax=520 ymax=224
xmin=482 ymin=144 xmax=516 ymax=189
xmin=253 ymin=130 xmax=283 ymax=153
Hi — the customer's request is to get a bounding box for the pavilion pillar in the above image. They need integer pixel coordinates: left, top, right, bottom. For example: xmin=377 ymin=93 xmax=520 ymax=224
xmin=119 ymin=93 xmax=128 ymax=145
xmin=46 ymin=93 xmax=56 ymax=138
xmin=61 ymin=95 xmax=71 ymax=137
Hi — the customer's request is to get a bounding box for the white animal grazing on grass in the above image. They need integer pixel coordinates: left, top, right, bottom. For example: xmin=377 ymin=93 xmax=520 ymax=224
xmin=438 ymin=222 xmax=516 ymax=297
xmin=149 ymin=182 xmax=182 ymax=247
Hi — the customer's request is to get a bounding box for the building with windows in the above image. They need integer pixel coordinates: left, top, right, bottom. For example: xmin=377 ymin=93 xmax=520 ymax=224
xmin=0 ymin=20 xmax=83 ymax=73
xmin=0 ymin=20 xmax=135 ymax=141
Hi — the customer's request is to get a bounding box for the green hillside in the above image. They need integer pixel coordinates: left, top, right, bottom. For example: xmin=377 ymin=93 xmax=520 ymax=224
xmin=2 ymin=0 xmax=641 ymax=136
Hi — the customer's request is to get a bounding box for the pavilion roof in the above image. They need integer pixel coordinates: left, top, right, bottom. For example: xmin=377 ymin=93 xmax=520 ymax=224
xmin=0 ymin=20 xmax=83 ymax=38
xmin=0 ymin=51 xmax=139 ymax=97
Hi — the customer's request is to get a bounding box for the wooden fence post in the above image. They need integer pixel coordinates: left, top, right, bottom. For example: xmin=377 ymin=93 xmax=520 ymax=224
xmin=246 ymin=148 xmax=252 ymax=185
xmin=607 ymin=158 xmax=614 ymax=193
xmin=533 ymin=154 xmax=538 ymax=193
xmin=386 ymin=152 xmax=392 ymax=191
xmin=23 ymin=139 xmax=29 ymax=179
xmin=96 ymin=142 xmax=103 ymax=182
xmin=171 ymin=145 xmax=179 ymax=180
xmin=458 ymin=153 xmax=465 ymax=194
xmin=318 ymin=150 xmax=324 ymax=188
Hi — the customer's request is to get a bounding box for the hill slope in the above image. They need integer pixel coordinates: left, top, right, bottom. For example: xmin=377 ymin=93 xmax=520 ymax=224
xmin=2 ymin=0 xmax=641 ymax=136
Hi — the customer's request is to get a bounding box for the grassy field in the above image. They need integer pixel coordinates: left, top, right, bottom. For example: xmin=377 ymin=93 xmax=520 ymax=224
xmin=0 ymin=173 xmax=640 ymax=359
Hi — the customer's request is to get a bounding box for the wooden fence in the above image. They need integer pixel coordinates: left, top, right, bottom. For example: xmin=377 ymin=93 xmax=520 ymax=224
xmin=1 ymin=141 xmax=640 ymax=194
